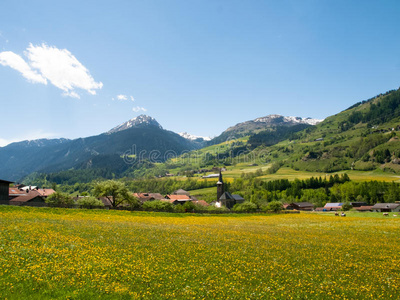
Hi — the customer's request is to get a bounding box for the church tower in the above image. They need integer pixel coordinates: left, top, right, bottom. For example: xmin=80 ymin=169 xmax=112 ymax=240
xmin=217 ymin=169 xmax=224 ymax=201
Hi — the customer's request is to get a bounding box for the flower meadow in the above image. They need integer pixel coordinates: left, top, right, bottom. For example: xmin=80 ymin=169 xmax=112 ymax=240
xmin=0 ymin=206 xmax=399 ymax=299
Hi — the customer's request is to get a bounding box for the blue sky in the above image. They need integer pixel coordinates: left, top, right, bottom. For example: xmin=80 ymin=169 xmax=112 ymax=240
xmin=1 ymin=0 xmax=400 ymax=146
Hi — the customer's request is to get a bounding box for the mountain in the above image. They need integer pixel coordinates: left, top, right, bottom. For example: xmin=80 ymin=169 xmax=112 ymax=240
xmin=209 ymin=114 xmax=323 ymax=145
xmin=252 ymin=89 xmax=400 ymax=173
xmin=0 ymin=115 xmax=199 ymax=181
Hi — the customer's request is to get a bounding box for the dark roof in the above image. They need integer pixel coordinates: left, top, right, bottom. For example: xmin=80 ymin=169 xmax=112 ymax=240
xmin=292 ymin=202 xmax=314 ymax=207
xmin=219 ymin=192 xmax=234 ymax=200
xmin=372 ymin=203 xmax=400 ymax=209
xmin=0 ymin=179 xmax=13 ymax=184
xmin=232 ymin=194 xmax=244 ymax=201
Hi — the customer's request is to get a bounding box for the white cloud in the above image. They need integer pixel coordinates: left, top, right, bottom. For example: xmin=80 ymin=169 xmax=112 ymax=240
xmin=130 ymin=96 xmax=135 ymax=102
xmin=0 ymin=51 xmax=47 ymax=84
xmin=0 ymin=43 xmax=103 ymax=98
xmin=132 ymin=106 xmax=147 ymax=112
xmin=117 ymin=94 xmax=128 ymax=101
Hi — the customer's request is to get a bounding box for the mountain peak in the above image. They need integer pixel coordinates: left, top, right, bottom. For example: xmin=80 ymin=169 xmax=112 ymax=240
xmin=107 ymin=115 xmax=162 ymax=134
xmin=253 ymin=114 xmax=323 ymax=126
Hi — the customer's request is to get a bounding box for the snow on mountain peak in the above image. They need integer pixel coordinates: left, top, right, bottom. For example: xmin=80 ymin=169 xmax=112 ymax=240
xmin=107 ymin=115 xmax=162 ymax=134
xmin=179 ymin=132 xmax=211 ymax=141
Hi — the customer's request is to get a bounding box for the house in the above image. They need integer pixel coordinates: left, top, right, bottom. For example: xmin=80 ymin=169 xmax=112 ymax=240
xmin=324 ymin=203 xmax=343 ymax=211
xmin=9 ymin=190 xmax=46 ymax=206
xmin=290 ymin=202 xmax=314 ymax=211
xmin=218 ymin=192 xmax=245 ymax=209
xmin=133 ymin=193 xmax=166 ymax=203
xmin=0 ymin=179 xmax=13 ymax=204
xmin=371 ymin=203 xmax=400 ymax=212
xmin=165 ymin=194 xmax=192 ymax=204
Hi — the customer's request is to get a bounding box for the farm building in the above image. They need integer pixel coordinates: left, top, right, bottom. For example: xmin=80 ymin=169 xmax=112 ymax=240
xmin=324 ymin=203 xmax=343 ymax=211
xmin=0 ymin=179 xmax=13 ymax=204
xmin=371 ymin=203 xmax=400 ymax=212
xmin=290 ymin=202 xmax=314 ymax=211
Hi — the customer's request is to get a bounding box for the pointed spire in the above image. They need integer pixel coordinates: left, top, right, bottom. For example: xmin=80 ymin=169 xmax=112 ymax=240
xmin=217 ymin=169 xmax=223 ymax=184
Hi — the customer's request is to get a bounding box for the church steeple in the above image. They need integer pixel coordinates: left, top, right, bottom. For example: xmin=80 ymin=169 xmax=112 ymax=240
xmin=217 ymin=169 xmax=224 ymax=201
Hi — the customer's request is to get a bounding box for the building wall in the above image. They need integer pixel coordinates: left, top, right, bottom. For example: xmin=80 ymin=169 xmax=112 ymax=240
xmin=0 ymin=182 xmax=9 ymax=201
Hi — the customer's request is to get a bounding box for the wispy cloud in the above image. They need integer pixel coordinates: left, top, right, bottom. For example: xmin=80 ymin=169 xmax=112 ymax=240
xmin=112 ymin=94 xmax=135 ymax=101
xmin=132 ymin=106 xmax=147 ymax=112
xmin=0 ymin=43 xmax=103 ymax=98
xmin=0 ymin=51 xmax=47 ymax=84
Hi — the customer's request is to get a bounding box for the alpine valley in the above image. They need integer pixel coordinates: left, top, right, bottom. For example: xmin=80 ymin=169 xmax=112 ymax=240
xmin=3 ymin=88 xmax=400 ymax=185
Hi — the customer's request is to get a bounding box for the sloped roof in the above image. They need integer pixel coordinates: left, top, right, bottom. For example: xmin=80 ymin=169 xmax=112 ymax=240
xmin=166 ymin=194 xmax=191 ymax=201
xmin=10 ymin=190 xmax=45 ymax=203
xmin=324 ymin=203 xmax=343 ymax=208
xmin=192 ymin=200 xmax=209 ymax=207
xmin=356 ymin=206 xmax=373 ymax=211
xmin=292 ymin=202 xmax=314 ymax=207
xmin=134 ymin=193 xmax=166 ymax=202
xmin=219 ymin=192 xmax=234 ymax=200
xmin=232 ymin=194 xmax=244 ymax=201
xmin=173 ymin=189 xmax=190 ymax=195
xmin=9 ymin=188 xmax=26 ymax=196
xmin=372 ymin=203 xmax=400 ymax=209
xmin=37 ymin=189 xmax=56 ymax=197
xmin=0 ymin=179 xmax=13 ymax=184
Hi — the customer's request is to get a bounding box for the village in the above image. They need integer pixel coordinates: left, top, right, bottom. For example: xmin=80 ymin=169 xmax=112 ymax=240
xmin=1 ymin=172 xmax=399 ymax=214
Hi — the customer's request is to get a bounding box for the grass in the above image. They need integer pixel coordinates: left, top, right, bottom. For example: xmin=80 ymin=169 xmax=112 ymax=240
xmin=1 ymin=206 xmax=400 ymax=299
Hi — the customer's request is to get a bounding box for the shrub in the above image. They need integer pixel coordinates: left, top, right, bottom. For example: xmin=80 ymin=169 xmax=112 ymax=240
xmin=265 ymin=200 xmax=284 ymax=212
xmin=46 ymin=192 xmax=74 ymax=207
xmin=232 ymin=201 xmax=258 ymax=212
xmin=76 ymin=196 xmax=104 ymax=208
xmin=142 ymin=200 xmax=174 ymax=212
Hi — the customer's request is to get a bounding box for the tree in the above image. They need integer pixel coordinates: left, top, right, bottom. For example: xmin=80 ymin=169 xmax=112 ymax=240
xmin=93 ymin=180 xmax=133 ymax=208
xmin=46 ymin=192 xmax=74 ymax=207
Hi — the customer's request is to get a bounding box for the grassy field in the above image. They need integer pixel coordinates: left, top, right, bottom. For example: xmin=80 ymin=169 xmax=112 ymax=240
xmin=0 ymin=207 xmax=399 ymax=299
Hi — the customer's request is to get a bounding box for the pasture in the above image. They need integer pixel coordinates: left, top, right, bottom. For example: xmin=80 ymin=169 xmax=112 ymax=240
xmin=0 ymin=206 xmax=399 ymax=299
